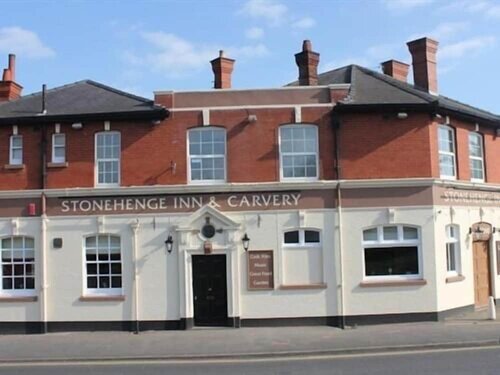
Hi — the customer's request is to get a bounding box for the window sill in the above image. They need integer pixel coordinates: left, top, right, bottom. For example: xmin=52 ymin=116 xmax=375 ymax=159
xmin=47 ymin=162 xmax=68 ymax=168
xmin=279 ymin=283 xmax=327 ymax=290
xmin=359 ymin=279 xmax=427 ymax=288
xmin=0 ymin=296 xmax=37 ymax=302
xmin=79 ymin=295 xmax=125 ymax=302
xmin=4 ymin=164 xmax=25 ymax=170
xmin=446 ymin=275 xmax=465 ymax=283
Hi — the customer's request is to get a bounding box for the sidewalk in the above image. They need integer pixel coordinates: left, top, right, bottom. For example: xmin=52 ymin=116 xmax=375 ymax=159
xmin=0 ymin=316 xmax=499 ymax=363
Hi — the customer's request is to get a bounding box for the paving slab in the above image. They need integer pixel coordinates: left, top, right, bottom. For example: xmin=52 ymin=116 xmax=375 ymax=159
xmin=0 ymin=319 xmax=499 ymax=362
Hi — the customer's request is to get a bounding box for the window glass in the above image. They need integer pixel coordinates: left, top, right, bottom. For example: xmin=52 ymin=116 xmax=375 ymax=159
xmin=189 ymin=128 xmax=226 ymax=182
xmin=0 ymin=236 xmax=35 ymax=293
xmin=95 ymin=132 xmax=120 ymax=186
xmin=304 ymin=230 xmax=320 ymax=243
xmin=469 ymin=133 xmax=484 ymax=181
xmin=280 ymin=125 xmax=318 ymax=180
xmin=383 ymin=226 xmax=398 ymax=240
xmin=445 ymin=225 xmax=460 ymax=274
xmin=85 ymin=235 xmax=122 ymax=293
xmin=364 ymin=247 xmax=419 ymax=276
xmin=284 ymin=231 xmax=299 ymax=244
xmin=363 ymin=228 xmax=378 ymax=242
xmin=9 ymin=135 xmax=23 ymax=165
xmin=438 ymin=126 xmax=456 ymax=179
xmin=52 ymin=134 xmax=66 ymax=163
xmin=403 ymin=227 xmax=418 ymax=240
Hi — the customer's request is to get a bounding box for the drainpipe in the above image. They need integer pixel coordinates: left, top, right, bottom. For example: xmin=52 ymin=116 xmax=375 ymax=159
xmin=130 ymin=220 xmax=140 ymax=334
xmin=333 ymin=115 xmax=346 ymax=329
xmin=40 ymin=193 xmax=48 ymax=333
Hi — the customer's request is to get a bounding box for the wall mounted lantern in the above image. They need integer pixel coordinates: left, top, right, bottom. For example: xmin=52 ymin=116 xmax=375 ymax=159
xmin=165 ymin=235 xmax=174 ymax=253
xmin=242 ymin=233 xmax=250 ymax=252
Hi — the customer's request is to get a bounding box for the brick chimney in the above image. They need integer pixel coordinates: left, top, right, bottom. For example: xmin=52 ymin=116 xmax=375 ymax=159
xmin=407 ymin=37 xmax=439 ymax=94
xmin=381 ymin=60 xmax=410 ymax=82
xmin=295 ymin=40 xmax=320 ymax=86
xmin=210 ymin=50 xmax=235 ymax=89
xmin=0 ymin=54 xmax=22 ymax=102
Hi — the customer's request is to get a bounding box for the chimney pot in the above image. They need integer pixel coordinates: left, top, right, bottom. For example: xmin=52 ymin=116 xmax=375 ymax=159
xmin=2 ymin=68 xmax=11 ymax=81
xmin=407 ymin=37 xmax=439 ymax=94
xmin=295 ymin=40 xmax=320 ymax=86
xmin=8 ymin=54 xmax=15 ymax=81
xmin=210 ymin=52 xmax=235 ymax=89
xmin=381 ymin=60 xmax=410 ymax=82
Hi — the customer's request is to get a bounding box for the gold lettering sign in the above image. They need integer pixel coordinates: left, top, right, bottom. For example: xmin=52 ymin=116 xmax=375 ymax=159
xmin=247 ymin=250 xmax=274 ymax=290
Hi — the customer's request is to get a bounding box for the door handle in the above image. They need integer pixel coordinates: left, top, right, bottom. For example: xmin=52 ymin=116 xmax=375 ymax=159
xmin=194 ymin=296 xmax=198 ymax=301
xmin=206 ymin=296 xmax=215 ymax=300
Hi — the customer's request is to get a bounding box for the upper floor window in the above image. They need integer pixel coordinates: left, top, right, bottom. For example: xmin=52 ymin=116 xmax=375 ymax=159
xmin=468 ymin=132 xmax=484 ymax=182
xmin=283 ymin=229 xmax=321 ymax=246
xmin=279 ymin=125 xmax=318 ymax=181
xmin=445 ymin=225 xmax=461 ymax=276
xmin=438 ymin=125 xmax=456 ymax=179
xmin=1 ymin=236 xmax=35 ymax=295
xmin=188 ymin=128 xmax=226 ymax=183
xmin=84 ymin=234 xmax=122 ymax=295
xmin=95 ymin=132 xmax=120 ymax=187
xmin=9 ymin=135 xmax=23 ymax=165
xmin=52 ymin=133 xmax=66 ymax=164
xmin=362 ymin=225 xmax=421 ymax=280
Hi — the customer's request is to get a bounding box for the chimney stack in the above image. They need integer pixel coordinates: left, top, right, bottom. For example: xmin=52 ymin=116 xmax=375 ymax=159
xmin=0 ymin=54 xmax=22 ymax=102
xmin=381 ymin=60 xmax=410 ymax=82
xmin=210 ymin=50 xmax=235 ymax=89
xmin=295 ymin=40 xmax=320 ymax=86
xmin=407 ymin=37 xmax=439 ymax=94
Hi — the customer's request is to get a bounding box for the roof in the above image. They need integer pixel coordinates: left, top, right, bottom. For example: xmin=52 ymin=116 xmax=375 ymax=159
xmin=288 ymin=65 xmax=500 ymax=126
xmin=0 ymin=80 xmax=168 ymax=124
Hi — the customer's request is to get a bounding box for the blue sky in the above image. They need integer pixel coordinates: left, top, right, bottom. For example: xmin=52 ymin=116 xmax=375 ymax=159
xmin=2 ymin=0 xmax=500 ymax=114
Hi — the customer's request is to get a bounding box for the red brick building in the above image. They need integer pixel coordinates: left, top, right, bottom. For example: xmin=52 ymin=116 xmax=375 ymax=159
xmin=0 ymin=37 xmax=498 ymax=333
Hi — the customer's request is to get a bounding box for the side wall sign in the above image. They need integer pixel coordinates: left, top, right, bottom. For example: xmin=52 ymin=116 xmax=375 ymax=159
xmin=247 ymin=250 xmax=274 ymax=290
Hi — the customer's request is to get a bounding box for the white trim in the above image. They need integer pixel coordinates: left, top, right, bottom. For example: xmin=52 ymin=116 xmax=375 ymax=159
xmin=0 ymin=235 xmax=36 ymax=296
xmin=202 ymin=109 xmax=210 ymax=126
xmin=104 ymin=121 xmax=111 ymax=131
xmin=171 ymin=103 xmax=335 ymax=112
xmin=279 ymin=124 xmax=319 ymax=182
xmin=51 ymin=133 xmax=66 ymax=164
xmin=12 ymin=125 xmax=18 ymax=135
xmin=154 ymin=84 xmax=350 ymax=95
xmin=187 ymin=127 xmax=227 ymax=184
xmin=438 ymin=125 xmax=457 ymax=180
xmin=94 ymin=131 xmax=121 ymax=188
xmin=54 ymin=124 xmax=60 ymax=134
xmin=294 ymin=106 xmax=302 ymax=123
xmin=468 ymin=132 xmax=485 ymax=183
xmin=282 ymin=228 xmax=322 ymax=248
xmin=362 ymin=225 xmax=422 ymax=281
xmin=9 ymin=135 xmax=23 ymax=165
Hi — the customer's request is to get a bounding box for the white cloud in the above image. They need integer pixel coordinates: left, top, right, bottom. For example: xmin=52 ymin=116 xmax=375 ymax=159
xmin=245 ymin=27 xmax=264 ymax=39
xmin=239 ymin=0 xmax=288 ymax=26
xmin=409 ymin=22 xmax=469 ymax=42
xmin=381 ymin=0 xmax=434 ymax=11
xmin=439 ymin=36 xmax=496 ymax=60
xmin=0 ymin=27 xmax=54 ymax=58
xmin=124 ymin=32 xmax=268 ymax=78
xmin=366 ymin=43 xmax=399 ymax=60
xmin=291 ymin=17 xmax=316 ymax=29
xmin=439 ymin=0 xmax=500 ymax=18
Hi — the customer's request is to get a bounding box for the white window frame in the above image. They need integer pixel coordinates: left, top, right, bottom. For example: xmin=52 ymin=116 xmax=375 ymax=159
xmin=83 ymin=234 xmax=123 ymax=297
xmin=468 ymin=132 xmax=485 ymax=183
xmin=0 ymin=236 xmax=36 ymax=297
xmin=9 ymin=135 xmax=23 ymax=165
xmin=279 ymin=124 xmax=319 ymax=182
xmin=282 ymin=228 xmax=322 ymax=248
xmin=438 ymin=125 xmax=457 ymax=180
xmin=445 ymin=225 xmax=461 ymax=277
xmin=362 ymin=225 xmax=422 ymax=281
xmin=95 ymin=131 xmax=121 ymax=187
xmin=187 ymin=127 xmax=227 ymax=184
xmin=52 ymin=133 xmax=66 ymax=163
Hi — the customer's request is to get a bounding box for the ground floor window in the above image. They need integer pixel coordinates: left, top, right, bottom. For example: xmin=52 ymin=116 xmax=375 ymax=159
xmin=282 ymin=229 xmax=323 ymax=285
xmin=0 ymin=236 xmax=35 ymax=295
xmin=445 ymin=225 xmax=460 ymax=275
xmin=362 ymin=225 xmax=421 ymax=280
xmin=84 ymin=235 xmax=122 ymax=295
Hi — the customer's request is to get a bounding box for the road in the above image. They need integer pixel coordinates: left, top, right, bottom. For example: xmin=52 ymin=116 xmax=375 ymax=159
xmin=0 ymin=346 xmax=499 ymax=374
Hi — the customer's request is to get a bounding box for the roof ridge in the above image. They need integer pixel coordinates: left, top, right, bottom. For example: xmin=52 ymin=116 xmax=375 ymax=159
xmin=437 ymin=94 xmax=500 ymax=119
xmin=354 ymin=65 xmax=437 ymax=104
xmin=84 ymin=80 xmax=154 ymax=104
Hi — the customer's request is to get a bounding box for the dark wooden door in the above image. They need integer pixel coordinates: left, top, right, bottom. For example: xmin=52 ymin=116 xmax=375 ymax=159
xmin=192 ymin=255 xmax=228 ymax=326
xmin=473 ymin=241 xmax=492 ymax=308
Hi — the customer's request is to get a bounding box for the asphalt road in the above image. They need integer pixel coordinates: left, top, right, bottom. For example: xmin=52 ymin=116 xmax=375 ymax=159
xmin=1 ymin=346 xmax=499 ymax=375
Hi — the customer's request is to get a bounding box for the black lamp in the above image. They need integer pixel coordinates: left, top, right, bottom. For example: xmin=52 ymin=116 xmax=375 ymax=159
xmin=242 ymin=233 xmax=250 ymax=252
xmin=165 ymin=235 xmax=174 ymax=253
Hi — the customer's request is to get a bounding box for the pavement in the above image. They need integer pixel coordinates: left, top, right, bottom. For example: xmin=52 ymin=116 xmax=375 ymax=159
xmin=0 ymin=309 xmax=499 ymax=363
